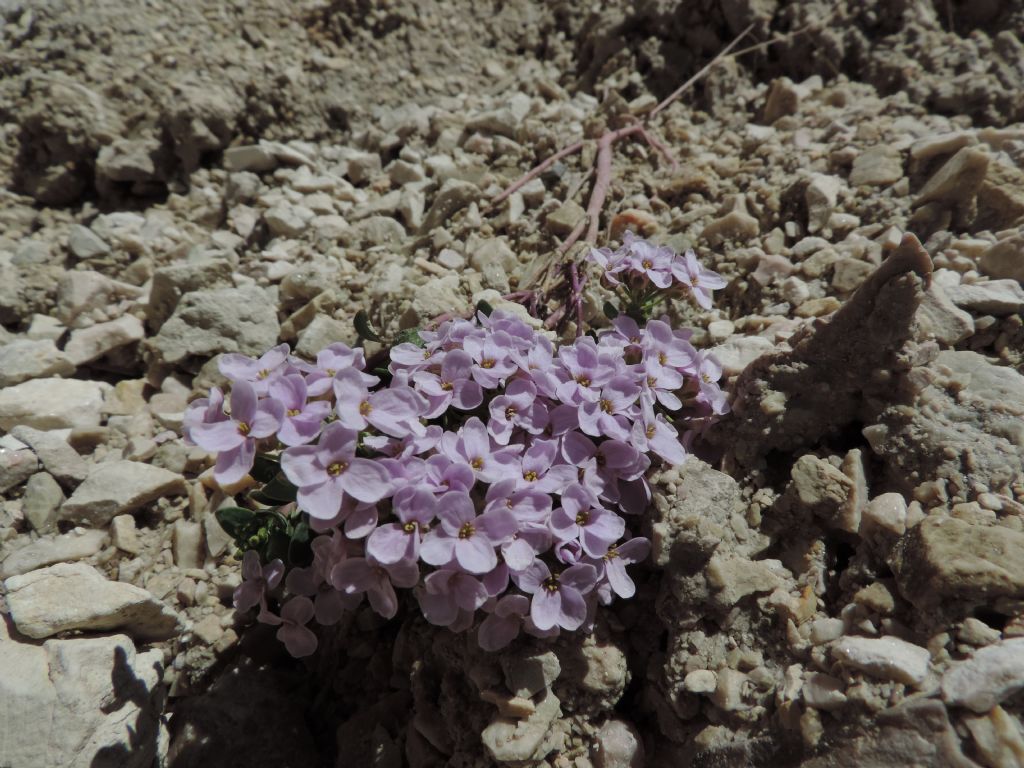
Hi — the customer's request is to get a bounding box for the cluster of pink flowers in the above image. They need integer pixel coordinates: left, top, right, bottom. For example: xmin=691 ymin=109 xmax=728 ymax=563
xmin=183 ymin=236 xmax=727 ymax=657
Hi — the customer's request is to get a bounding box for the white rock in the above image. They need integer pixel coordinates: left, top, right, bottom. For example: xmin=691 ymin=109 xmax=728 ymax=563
xmin=67 ymin=224 xmax=111 ymax=260
xmin=945 ymin=280 xmax=1024 ymax=316
xmin=809 ymin=617 xmax=846 ymax=645
xmin=22 ymin=471 xmax=65 ymax=532
xmin=832 ymin=635 xmax=931 ymax=686
xmin=0 ymin=445 xmax=37 ymax=493
xmin=0 ymin=528 xmax=107 ymax=578
xmin=173 ymin=519 xmax=205 ymax=569
xmin=481 ymin=689 xmax=561 ymax=763
xmin=684 ymin=669 xmax=718 ymax=694
xmin=265 ymin=204 xmax=310 ymax=237
xmin=0 ymin=623 xmax=164 ymax=768
xmin=802 ymin=673 xmax=847 ymax=711
xmin=711 ymin=335 xmax=775 ymax=377
xmin=860 ymin=493 xmax=908 ymax=537
xmin=56 ymin=270 xmax=142 ymax=328
xmin=941 ymin=639 xmax=1024 ymax=713
xmin=111 ymin=514 xmax=142 ymax=555
xmin=5 ymin=561 xmax=180 ymax=640
xmin=0 ymin=377 xmax=109 ymax=431
xmin=0 ymin=339 xmax=75 ymax=387
xmin=64 ymin=314 xmax=145 ymax=365
xmin=60 ymin=459 xmax=188 ymax=526
xmin=594 ymin=719 xmax=644 ymax=768
xmin=224 ymin=144 xmax=278 ymax=172
xmin=806 ymin=174 xmax=842 ymax=233
xmin=11 ymin=425 xmax=89 ymax=484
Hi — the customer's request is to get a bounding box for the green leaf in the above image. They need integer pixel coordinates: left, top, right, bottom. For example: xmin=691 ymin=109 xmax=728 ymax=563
xmin=250 ymin=454 xmax=280 ymax=484
xmin=252 ymin=472 xmax=297 ymax=504
xmin=288 ymin=520 xmax=313 ymax=567
xmin=602 ymin=300 xmax=619 ymax=319
xmin=215 ymin=506 xmax=257 ymax=540
xmin=394 ymin=328 xmax=426 ymax=348
xmin=354 ymin=310 xmax=383 ymax=342
xmin=475 ymin=300 xmax=494 ymax=317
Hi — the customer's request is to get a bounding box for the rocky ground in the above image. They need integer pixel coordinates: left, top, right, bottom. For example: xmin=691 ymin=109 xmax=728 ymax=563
xmin=2 ymin=0 xmax=1024 ymax=766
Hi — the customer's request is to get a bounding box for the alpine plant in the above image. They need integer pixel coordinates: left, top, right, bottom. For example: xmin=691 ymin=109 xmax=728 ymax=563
xmin=183 ymin=234 xmax=728 ymax=657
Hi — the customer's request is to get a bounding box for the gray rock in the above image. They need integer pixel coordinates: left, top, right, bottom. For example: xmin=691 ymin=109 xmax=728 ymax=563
xmin=944 ymin=279 xmax=1024 ymax=315
xmin=0 ymin=377 xmax=109 ymax=431
xmin=411 ymin=274 xmax=470 ymax=320
xmin=915 ymin=283 xmax=975 ymax=345
xmin=295 ymin=314 xmax=352 ymax=359
xmin=149 ymin=285 xmax=280 ymax=365
xmin=786 ymin=454 xmax=858 ymax=533
xmin=22 ymin=471 xmax=65 ymax=532
xmin=593 ymin=719 xmax=644 ymax=768
xmin=224 ymin=144 xmax=278 ymax=172
xmin=420 ymin=179 xmax=479 ymax=234
xmin=0 ymin=619 xmax=164 ymax=768
xmin=869 ymin=351 xmax=1024 ymax=499
xmin=5 ymin=562 xmax=181 ymax=640
xmin=502 ymin=650 xmax=561 ymax=698
xmin=172 ymin=519 xmax=205 ymax=569
xmin=850 ymin=146 xmax=904 ymax=186
xmin=147 ymin=259 xmax=235 ymax=332
xmin=832 ymin=636 xmax=931 ymax=686
xmin=0 ymin=528 xmax=106 ymax=578
xmin=762 ymin=77 xmax=800 ymax=123
xmin=0 ymin=445 xmax=38 ymax=493
xmin=111 ymin=514 xmax=142 ymax=555
xmin=891 ymin=516 xmax=1024 ymax=614
xmin=806 ymin=174 xmax=842 ymax=233
xmin=979 ymin=234 xmax=1024 ymax=283
xmin=355 ymin=215 xmax=405 ymax=246
xmin=67 ymin=224 xmax=111 ymax=260
xmin=346 ymin=151 xmax=382 ymax=184
xmin=11 ymin=425 xmax=89 ymax=485
xmin=64 ymin=314 xmax=145 ymax=365
xmin=56 ymin=270 xmax=143 ymax=328
xmin=915 ymin=146 xmax=990 ymax=208
xmin=0 ymin=339 xmax=75 ymax=387
xmin=265 ymin=204 xmax=310 ymax=237
xmin=96 ymin=136 xmax=165 ymax=183
xmin=942 ymin=639 xmax=1024 ymax=714
xmin=60 ymin=459 xmax=188 ymax=526
xmin=481 ymin=688 xmax=562 ymax=763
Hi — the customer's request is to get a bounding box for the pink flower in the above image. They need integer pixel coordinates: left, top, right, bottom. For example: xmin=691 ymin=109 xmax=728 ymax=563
xmin=333 ymin=369 xmax=427 ymax=438
xmin=672 ymin=248 xmax=727 ymax=309
xmin=417 ymin=568 xmax=488 ymax=627
xmin=233 ymin=550 xmax=284 ymax=612
xmin=549 ymin=484 xmax=626 ymax=557
xmin=365 ymin=487 xmax=436 ymax=565
xmin=330 ymin=554 xmax=419 ymax=619
xmin=218 ymin=344 xmax=292 ymax=395
xmin=188 ymin=380 xmax=284 ymax=485
xmin=269 ymin=374 xmax=332 ymax=446
xmin=437 ymin=417 xmax=522 ymax=484
xmin=258 ymin=596 xmax=318 ymax=657
xmin=514 ymin=560 xmax=597 ymax=632
xmin=420 ymin=491 xmax=516 ymax=574
xmin=592 ymin=537 xmax=650 ymax=599
xmin=478 ymin=594 xmax=529 ymax=651
xmin=281 ymin=423 xmax=392 ymax=520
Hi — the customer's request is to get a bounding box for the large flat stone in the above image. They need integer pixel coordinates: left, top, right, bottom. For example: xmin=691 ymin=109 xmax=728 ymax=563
xmin=60 ymin=459 xmax=187 ymax=526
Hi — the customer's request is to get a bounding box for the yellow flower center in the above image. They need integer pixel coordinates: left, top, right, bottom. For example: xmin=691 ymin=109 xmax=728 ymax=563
xmin=505 ymin=406 xmax=517 ymax=419
xmin=471 ymin=457 xmax=484 ymax=470
xmin=481 ymin=358 xmax=496 ymax=369
xmin=359 ymin=400 xmax=372 ymax=416
xmin=403 ymin=522 xmax=417 ymax=534
xmin=441 ymin=381 xmax=454 ymax=391
xmin=600 ymin=399 xmax=613 ymax=414
xmin=286 ymin=409 xmax=300 ymax=417
xmin=642 ymin=259 xmax=653 ymax=269
xmin=543 ymin=576 xmax=559 ymax=593
xmin=257 ymin=369 xmax=271 ymax=379
xmin=575 ymin=375 xmax=591 ymax=387
xmin=658 ymin=352 xmax=667 ymax=365
xmin=604 ymin=546 xmax=619 ymax=561
xmin=646 ymin=425 xmax=656 ymax=439
xmin=458 ymin=523 xmax=475 ymax=539
xmin=327 ymin=462 xmax=347 ymax=476
xmin=237 ymin=422 xmax=251 ymax=436
xmin=523 ymin=470 xmax=538 ymax=482
xmin=575 ymin=511 xmax=590 ymax=526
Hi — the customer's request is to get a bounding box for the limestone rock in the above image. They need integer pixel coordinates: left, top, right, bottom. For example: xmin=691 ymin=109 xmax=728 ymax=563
xmin=502 ymin=649 xmax=561 ymax=699
xmin=22 ymin=471 xmax=65 ymax=532
xmin=60 ymin=459 xmax=188 ymax=526
xmin=914 ymin=283 xmax=975 ymax=345
xmin=594 ymin=719 xmax=644 ymax=768
xmin=5 ymin=562 xmax=181 ymax=640
xmin=850 ymin=146 xmax=903 ymax=186
xmin=11 ymin=425 xmax=90 ymax=485
xmin=146 ymin=259 xmax=234 ymax=332
xmin=979 ymin=235 xmax=1024 ymax=283
xmin=787 ymin=454 xmax=855 ymax=532
xmin=832 ymin=636 xmax=930 ymax=686
xmin=869 ymin=351 xmax=1024 ymax=501
xmin=67 ymin=224 xmax=112 ymax=260
xmin=64 ymin=313 xmax=145 ymax=365
xmin=0 ymin=377 xmax=109 ymax=431
xmin=891 ymin=516 xmax=1024 ymax=613
xmin=0 ymin=620 xmax=164 ymax=768
xmin=762 ymin=77 xmax=800 ymax=123
xmin=806 ymin=174 xmax=842 ymax=233
xmin=0 ymin=444 xmax=38 ymax=493
xmin=914 ymin=146 xmax=989 ymax=208
xmin=149 ymin=285 xmax=280 ymax=365
xmin=420 ymin=179 xmax=478 ymax=234
xmin=0 ymin=339 xmax=75 ymax=387
xmin=941 ymin=639 xmax=1024 ymax=713
xmin=0 ymin=528 xmax=107 ymax=578
xmin=545 ymin=199 xmax=585 ymax=238
xmin=481 ymin=688 xmax=561 ymax=763
xmin=706 ymin=553 xmax=786 ymax=605
xmin=944 ymin=279 xmax=1024 ymax=315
